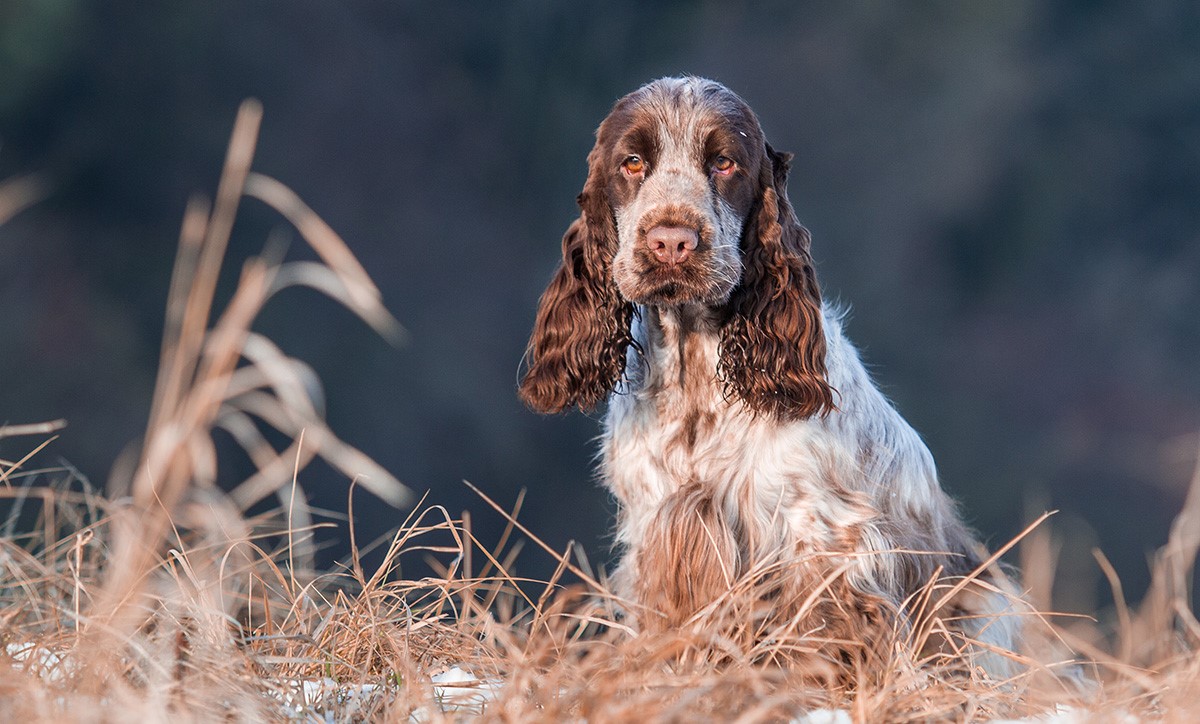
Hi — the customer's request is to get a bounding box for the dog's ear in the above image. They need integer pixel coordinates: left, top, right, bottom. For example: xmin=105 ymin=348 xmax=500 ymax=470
xmin=719 ymin=142 xmax=834 ymax=420
xmin=518 ymin=144 xmax=634 ymax=414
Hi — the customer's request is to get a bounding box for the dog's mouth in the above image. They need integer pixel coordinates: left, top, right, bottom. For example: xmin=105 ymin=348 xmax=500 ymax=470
xmin=621 ymin=264 xmax=734 ymax=306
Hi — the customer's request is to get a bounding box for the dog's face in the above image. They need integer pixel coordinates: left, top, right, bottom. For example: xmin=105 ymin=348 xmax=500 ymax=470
xmin=593 ymin=78 xmax=769 ymax=306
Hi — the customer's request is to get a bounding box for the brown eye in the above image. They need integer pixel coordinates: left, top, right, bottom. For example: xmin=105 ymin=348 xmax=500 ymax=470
xmin=622 ymin=155 xmax=645 ymax=175
xmin=712 ymin=155 xmax=736 ymax=175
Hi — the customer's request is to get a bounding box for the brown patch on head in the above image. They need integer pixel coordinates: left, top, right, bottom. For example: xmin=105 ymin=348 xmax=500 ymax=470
xmin=600 ymin=78 xmax=770 ymax=307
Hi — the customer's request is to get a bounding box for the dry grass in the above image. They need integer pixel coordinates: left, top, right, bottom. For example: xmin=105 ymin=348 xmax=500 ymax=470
xmin=1 ymin=103 xmax=1198 ymax=722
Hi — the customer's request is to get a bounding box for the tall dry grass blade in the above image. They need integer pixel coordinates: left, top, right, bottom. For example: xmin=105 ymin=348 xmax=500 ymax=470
xmin=147 ymin=195 xmax=211 ymax=437
xmin=1020 ymin=494 xmax=1059 ymax=615
xmin=463 ymin=479 xmax=612 ymax=598
xmin=476 ymin=488 xmax=526 ymax=582
xmin=0 ymin=419 xmax=67 ymax=440
xmin=930 ymin=510 xmax=1054 ymax=615
xmin=153 ymin=100 xmax=262 ymax=451
xmin=0 ymin=435 xmax=60 ymax=487
xmin=243 ymin=172 xmax=404 ymax=343
xmin=0 ymin=172 xmax=49 ymax=225
xmin=180 ymin=99 xmax=262 ymax=354
xmin=1133 ymin=431 xmax=1200 ymax=663
xmin=1093 ymin=548 xmax=1133 ymax=663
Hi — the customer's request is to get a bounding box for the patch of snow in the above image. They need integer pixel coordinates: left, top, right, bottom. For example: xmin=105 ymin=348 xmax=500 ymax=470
xmin=990 ymin=704 xmax=1138 ymax=724
xmin=431 ymin=665 xmax=501 ymax=706
xmin=410 ymin=666 xmax=501 ymax=721
xmin=6 ymin=642 xmax=68 ymax=682
xmin=274 ymin=665 xmax=502 ymax=722
xmin=795 ymin=709 xmax=853 ymax=724
xmin=274 ymin=677 xmax=385 ymax=722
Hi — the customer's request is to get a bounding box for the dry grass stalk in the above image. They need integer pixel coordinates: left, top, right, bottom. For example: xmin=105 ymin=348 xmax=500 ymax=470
xmin=0 ymin=172 xmax=49 ymax=226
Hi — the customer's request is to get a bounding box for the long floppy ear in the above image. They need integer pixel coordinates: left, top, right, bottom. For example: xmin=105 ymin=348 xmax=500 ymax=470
xmin=719 ymin=143 xmax=834 ymax=420
xmin=518 ymin=166 xmax=634 ymax=414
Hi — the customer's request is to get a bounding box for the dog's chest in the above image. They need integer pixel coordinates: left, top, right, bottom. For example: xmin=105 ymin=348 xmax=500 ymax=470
xmin=604 ymin=315 xmax=743 ymax=488
xmin=600 ymin=308 xmax=880 ymax=555
xmin=607 ymin=376 xmax=753 ymax=488
xmin=606 ymin=323 xmax=807 ymax=508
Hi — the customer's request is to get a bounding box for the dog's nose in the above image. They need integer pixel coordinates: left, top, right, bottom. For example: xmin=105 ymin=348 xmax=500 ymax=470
xmin=646 ymin=226 xmax=699 ymax=266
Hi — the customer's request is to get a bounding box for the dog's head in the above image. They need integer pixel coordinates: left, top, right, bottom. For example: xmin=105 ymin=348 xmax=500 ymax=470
xmin=601 ymin=77 xmax=764 ymax=306
xmin=520 ymin=77 xmax=833 ymax=419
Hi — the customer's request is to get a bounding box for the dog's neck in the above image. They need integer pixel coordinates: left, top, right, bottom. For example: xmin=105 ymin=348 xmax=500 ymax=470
xmin=640 ymin=303 xmax=724 ymax=401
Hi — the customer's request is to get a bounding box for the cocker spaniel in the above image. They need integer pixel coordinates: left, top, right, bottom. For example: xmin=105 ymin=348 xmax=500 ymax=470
xmin=519 ymin=76 xmax=1021 ymax=675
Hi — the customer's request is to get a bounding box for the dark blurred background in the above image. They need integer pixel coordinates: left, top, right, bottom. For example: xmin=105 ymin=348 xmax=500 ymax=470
xmin=1 ymin=1 xmax=1197 ymax=613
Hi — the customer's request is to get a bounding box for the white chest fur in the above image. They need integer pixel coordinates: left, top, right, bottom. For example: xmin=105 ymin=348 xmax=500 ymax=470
xmin=602 ymin=306 xmax=879 ymax=567
xmin=600 ymin=305 xmax=971 ymax=590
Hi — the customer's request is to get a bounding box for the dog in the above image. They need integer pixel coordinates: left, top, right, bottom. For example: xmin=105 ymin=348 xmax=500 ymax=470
xmin=519 ymin=77 xmax=1021 ymax=676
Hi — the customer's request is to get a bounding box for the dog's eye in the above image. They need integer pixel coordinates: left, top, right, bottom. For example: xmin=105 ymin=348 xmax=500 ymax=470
xmin=712 ymin=156 xmax=736 ymax=175
xmin=621 ymin=155 xmax=646 ymax=175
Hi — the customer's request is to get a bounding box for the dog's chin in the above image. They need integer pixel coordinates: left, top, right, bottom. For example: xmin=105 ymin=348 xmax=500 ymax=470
xmin=617 ymin=271 xmax=734 ymax=307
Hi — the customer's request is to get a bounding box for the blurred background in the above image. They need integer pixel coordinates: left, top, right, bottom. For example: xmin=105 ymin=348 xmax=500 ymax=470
xmin=1 ymin=1 xmax=1197 ymax=613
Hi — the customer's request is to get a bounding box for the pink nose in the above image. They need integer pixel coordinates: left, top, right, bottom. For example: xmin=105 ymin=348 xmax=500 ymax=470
xmin=646 ymin=225 xmax=699 ymax=266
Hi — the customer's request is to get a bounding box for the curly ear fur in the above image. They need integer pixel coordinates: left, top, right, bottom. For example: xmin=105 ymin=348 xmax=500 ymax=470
xmin=719 ymin=144 xmax=834 ymax=420
xmin=518 ymin=161 xmax=634 ymax=414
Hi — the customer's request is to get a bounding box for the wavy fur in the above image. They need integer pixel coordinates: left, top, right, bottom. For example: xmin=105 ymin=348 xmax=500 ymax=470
xmin=519 ymin=183 xmax=634 ymax=414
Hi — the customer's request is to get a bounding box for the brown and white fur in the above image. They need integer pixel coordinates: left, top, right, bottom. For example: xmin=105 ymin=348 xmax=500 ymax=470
xmin=519 ymin=77 xmax=1021 ymax=675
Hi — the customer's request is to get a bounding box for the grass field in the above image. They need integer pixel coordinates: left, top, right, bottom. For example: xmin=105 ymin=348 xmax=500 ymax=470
xmin=1 ymin=102 xmax=1197 ymax=722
